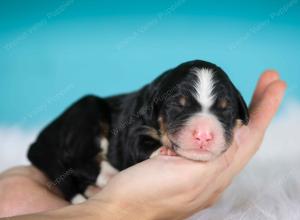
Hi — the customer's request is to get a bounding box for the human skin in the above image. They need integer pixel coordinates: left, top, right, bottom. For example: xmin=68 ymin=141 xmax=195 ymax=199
xmin=0 ymin=70 xmax=286 ymax=220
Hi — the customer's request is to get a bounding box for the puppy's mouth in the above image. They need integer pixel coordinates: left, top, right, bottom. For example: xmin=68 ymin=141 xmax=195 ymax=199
xmin=159 ymin=116 xmax=228 ymax=161
xmin=165 ymin=133 xmax=227 ymax=162
xmin=166 ymin=135 xmax=212 ymax=160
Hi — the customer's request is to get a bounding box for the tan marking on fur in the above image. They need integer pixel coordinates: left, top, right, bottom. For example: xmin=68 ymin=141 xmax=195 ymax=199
xmin=145 ymin=127 xmax=160 ymax=141
xmin=95 ymin=152 xmax=105 ymax=163
xmin=179 ymin=96 xmax=187 ymax=106
xmin=158 ymin=116 xmax=172 ymax=147
xmin=218 ymin=98 xmax=228 ymax=109
xmin=158 ymin=116 xmax=166 ymax=132
xmin=161 ymin=134 xmax=172 ymax=147
xmin=94 ymin=122 xmax=110 ymax=162
xmin=235 ymin=119 xmax=244 ymax=128
xmin=100 ymin=122 xmax=110 ymax=137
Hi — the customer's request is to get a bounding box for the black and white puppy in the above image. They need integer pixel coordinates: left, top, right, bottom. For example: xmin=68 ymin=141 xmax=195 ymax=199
xmin=28 ymin=60 xmax=249 ymax=204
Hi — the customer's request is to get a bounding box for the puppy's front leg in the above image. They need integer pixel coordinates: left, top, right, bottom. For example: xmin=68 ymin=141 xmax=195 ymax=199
xmin=150 ymin=146 xmax=177 ymax=158
xmin=79 ymin=160 xmax=119 ymax=202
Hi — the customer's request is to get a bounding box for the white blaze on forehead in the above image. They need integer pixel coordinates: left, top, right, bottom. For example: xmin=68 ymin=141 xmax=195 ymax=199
xmin=192 ymin=68 xmax=216 ymax=111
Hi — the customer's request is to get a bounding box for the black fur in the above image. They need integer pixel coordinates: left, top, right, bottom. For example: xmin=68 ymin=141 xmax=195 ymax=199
xmin=28 ymin=60 xmax=249 ymax=201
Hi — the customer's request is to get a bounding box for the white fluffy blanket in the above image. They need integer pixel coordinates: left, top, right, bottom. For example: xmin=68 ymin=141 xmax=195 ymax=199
xmin=1 ymin=101 xmax=299 ymax=220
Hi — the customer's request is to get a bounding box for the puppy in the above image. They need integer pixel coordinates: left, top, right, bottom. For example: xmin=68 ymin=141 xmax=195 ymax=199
xmin=28 ymin=60 xmax=249 ymax=204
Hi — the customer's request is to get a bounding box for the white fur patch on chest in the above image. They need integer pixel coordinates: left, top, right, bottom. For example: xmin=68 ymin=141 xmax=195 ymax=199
xmin=192 ymin=68 xmax=216 ymax=112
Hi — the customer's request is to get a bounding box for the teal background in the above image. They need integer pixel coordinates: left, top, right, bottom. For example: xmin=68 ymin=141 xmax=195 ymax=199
xmin=0 ymin=0 xmax=299 ymax=127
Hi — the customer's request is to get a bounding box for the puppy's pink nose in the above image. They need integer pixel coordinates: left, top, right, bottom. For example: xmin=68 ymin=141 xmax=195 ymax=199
xmin=193 ymin=130 xmax=213 ymax=148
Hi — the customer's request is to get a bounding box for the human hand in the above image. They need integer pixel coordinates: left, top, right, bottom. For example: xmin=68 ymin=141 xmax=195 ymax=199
xmin=0 ymin=166 xmax=69 ymax=218
xmin=87 ymin=71 xmax=286 ymax=220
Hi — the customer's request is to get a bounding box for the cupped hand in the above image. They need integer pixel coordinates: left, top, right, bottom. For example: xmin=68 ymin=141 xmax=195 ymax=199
xmin=89 ymin=71 xmax=286 ymax=220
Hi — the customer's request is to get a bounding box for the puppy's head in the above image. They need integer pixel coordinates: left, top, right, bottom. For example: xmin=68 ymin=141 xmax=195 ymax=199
xmin=151 ymin=60 xmax=249 ymax=161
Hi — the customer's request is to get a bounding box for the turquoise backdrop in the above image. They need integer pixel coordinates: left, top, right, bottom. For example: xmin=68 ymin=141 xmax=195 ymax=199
xmin=0 ymin=0 xmax=299 ymax=126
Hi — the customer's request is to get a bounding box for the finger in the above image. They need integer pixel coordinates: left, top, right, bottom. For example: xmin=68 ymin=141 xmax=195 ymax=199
xmin=248 ymin=80 xmax=287 ymax=134
xmin=219 ymin=80 xmax=286 ymax=180
xmin=250 ymin=70 xmax=280 ymax=109
xmin=233 ymin=80 xmax=286 ymax=167
xmin=209 ymin=78 xmax=286 ymax=191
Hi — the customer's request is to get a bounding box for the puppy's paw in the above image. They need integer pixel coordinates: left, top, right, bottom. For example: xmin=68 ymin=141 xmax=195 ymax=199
xmin=150 ymin=146 xmax=178 ymax=158
xmin=71 ymin=194 xmax=87 ymax=204
xmin=159 ymin=146 xmax=177 ymax=156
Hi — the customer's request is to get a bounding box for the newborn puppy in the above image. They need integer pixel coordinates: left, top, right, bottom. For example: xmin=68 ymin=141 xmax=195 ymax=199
xmin=28 ymin=60 xmax=249 ymax=203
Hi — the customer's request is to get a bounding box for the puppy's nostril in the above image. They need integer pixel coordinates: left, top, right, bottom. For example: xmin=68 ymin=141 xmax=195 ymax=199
xmin=193 ymin=131 xmax=213 ymax=142
xmin=205 ymin=133 xmax=213 ymax=141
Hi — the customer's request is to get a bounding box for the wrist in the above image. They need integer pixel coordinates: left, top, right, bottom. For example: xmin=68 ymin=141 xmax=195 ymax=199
xmin=87 ymin=195 xmax=156 ymax=220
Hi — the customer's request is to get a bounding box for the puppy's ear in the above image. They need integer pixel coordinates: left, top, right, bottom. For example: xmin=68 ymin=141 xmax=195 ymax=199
xmin=144 ymin=69 xmax=173 ymax=120
xmin=227 ymin=78 xmax=249 ymax=125
xmin=233 ymin=86 xmax=249 ymax=125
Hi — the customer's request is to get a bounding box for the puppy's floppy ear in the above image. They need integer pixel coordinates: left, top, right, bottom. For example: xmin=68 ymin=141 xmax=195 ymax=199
xmin=229 ymin=81 xmax=249 ymax=125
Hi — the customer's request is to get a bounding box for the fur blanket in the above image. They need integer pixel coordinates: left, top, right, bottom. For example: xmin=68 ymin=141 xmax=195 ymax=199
xmin=1 ymin=101 xmax=299 ymax=220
